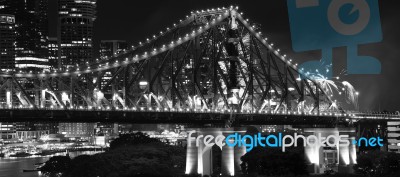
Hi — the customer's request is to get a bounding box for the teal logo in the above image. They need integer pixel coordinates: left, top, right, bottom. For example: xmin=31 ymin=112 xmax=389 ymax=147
xmin=287 ymin=0 xmax=382 ymax=79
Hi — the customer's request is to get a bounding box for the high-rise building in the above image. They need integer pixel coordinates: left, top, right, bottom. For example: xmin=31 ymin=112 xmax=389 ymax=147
xmin=0 ymin=0 xmax=50 ymax=72
xmin=0 ymin=14 xmax=16 ymax=71
xmin=99 ymin=40 xmax=129 ymax=92
xmin=48 ymin=37 xmax=59 ymax=69
xmin=99 ymin=40 xmax=129 ymax=60
xmin=58 ymin=0 xmax=96 ymax=69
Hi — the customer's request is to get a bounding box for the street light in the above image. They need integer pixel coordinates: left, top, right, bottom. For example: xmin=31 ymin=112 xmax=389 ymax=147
xmin=139 ymin=80 xmax=148 ymax=90
xmin=139 ymin=80 xmax=149 ymax=109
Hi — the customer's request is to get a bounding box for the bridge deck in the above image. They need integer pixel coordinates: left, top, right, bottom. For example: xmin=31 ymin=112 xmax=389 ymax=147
xmin=0 ymin=109 xmax=355 ymax=125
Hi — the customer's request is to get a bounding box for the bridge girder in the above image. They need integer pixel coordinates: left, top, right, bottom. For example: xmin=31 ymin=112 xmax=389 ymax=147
xmin=0 ymin=8 xmax=337 ymax=118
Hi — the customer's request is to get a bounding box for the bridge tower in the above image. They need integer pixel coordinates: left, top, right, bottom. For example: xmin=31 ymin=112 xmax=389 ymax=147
xmin=304 ymin=128 xmax=357 ymax=174
xmin=185 ymin=128 xmax=246 ymax=176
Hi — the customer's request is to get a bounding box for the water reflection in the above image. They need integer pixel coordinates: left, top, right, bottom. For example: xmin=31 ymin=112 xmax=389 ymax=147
xmin=0 ymin=151 xmax=102 ymax=177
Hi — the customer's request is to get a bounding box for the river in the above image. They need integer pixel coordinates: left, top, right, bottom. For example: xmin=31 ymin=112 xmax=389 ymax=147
xmin=0 ymin=151 xmax=102 ymax=177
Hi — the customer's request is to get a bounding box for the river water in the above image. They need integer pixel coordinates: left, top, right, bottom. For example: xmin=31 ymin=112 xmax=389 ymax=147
xmin=0 ymin=151 xmax=102 ymax=177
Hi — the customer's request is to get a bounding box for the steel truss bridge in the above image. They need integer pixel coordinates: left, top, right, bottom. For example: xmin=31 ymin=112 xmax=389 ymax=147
xmin=0 ymin=7 xmax=398 ymax=125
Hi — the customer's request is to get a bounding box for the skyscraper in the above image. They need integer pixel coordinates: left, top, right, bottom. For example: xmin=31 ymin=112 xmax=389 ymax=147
xmin=0 ymin=0 xmax=50 ymax=72
xmin=48 ymin=37 xmax=59 ymax=69
xmin=99 ymin=40 xmax=129 ymax=60
xmin=58 ymin=0 xmax=96 ymax=69
xmin=0 ymin=14 xmax=15 ymax=71
xmin=99 ymin=40 xmax=129 ymax=92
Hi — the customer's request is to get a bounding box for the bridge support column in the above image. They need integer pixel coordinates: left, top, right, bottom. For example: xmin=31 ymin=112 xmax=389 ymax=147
xmin=338 ymin=131 xmax=356 ymax=173
xmin=41 ymin=90 xmax=46 ymax=108
xmin=221 ymin=131 xmax=236 ymax=176
xmin=6 ymin=90 xmax=12 ymax=107
xmin=185 ymin=131 xmax=198 ymax=174
xmin=234 ymin=133 xmax=246 ymax=175
xmin=198 ymin=138 xmax=212 ymax=176
xmin=304 ymin=128 xmax=356 ymax=174
xmin=186 ymin=128 xmax=246 ymax=177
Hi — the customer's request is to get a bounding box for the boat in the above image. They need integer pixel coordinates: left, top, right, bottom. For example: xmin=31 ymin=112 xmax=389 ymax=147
xmin=22 ymin=169 xmax=39 ymax=172
xmin=34 ymin=162 xmax=45 ymax=169
xmin=10 ymin=152 xmax=31 ymax=158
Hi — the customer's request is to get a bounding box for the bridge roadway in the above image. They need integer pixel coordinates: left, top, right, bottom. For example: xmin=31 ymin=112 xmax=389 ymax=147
xmin=0 ymin=108 xmax=398 ymax=125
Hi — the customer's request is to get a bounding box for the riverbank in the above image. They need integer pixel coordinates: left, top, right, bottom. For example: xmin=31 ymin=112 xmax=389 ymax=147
xmin=0 ymin=151 xmax=102 ymax=177
xmin=3 ymin=147 xmax=106 ymax=159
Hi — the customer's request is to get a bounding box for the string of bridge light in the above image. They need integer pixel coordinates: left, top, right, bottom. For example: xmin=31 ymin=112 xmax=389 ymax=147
xmin=4 ymin=6 xmax=305 ymax=80
xmin=4 ymin=104 xmax=400 ymax=119
xmin=3 ymin=7 xmax=230 ymax=78
xmin=0 ymin=105 xmax=356 ymax=117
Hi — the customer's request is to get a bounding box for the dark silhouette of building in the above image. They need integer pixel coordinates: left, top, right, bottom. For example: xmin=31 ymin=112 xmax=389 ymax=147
xmin=58 ymin=0 xmax=96 ymax=69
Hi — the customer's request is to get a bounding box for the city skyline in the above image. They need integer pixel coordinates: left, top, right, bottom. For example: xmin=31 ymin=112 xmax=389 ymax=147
xmin=0 ymin=1 xmax=399 ymax=176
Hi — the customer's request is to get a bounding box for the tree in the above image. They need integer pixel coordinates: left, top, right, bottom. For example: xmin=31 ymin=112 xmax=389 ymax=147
xmin=240 ymin=131 xmax=308 ymax=177
xmin=354 ymin=150 xmax=400 ymax=176
xmin=109 ymin=132 xmax=161 ymax=149
xmin=61 ymin=132 xmax=186 ymax=177
xmin=40 ymin=156 xmax=71 ymax=176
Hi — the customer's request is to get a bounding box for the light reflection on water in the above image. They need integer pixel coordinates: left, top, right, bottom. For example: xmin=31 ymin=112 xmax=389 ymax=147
xmin=0 ymin=151 xmax=102 ymax=177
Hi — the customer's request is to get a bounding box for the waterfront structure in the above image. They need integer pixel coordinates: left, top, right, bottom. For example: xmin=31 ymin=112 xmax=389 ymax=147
xmin=0 ymin=122 xmax=16 ymax=141
xmin=58 ymin=122 xmax=95 ymax=140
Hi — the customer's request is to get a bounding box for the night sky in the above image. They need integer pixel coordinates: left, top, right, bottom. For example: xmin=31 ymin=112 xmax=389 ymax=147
xmin=48 ymin=0 xmax=400 ymax=112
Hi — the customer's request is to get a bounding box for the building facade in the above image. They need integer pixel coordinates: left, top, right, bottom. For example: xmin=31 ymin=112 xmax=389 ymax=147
xmin=58 ymin=122 xmax=95 ymax=138
xmin=48 ymin=37 xmax=59 ymax=70
xmin=58 ymin=0 xmax=96 ymax=69
xmin=0 ymin=14 xmax=15 ymax=71
xmin=388 ymin=122 xmax=400 ymax=153
xmin=0 ymin=122 xmax=17 ymax=141
xmin=99 ymin=40 xmax=129 ymax=60
xmin=0 ymin=0 xmax=50 ymax=72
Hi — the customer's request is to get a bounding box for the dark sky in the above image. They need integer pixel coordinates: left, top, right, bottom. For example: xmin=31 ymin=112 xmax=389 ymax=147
xmin=49 ymin=0 xmax=400 ymax=112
